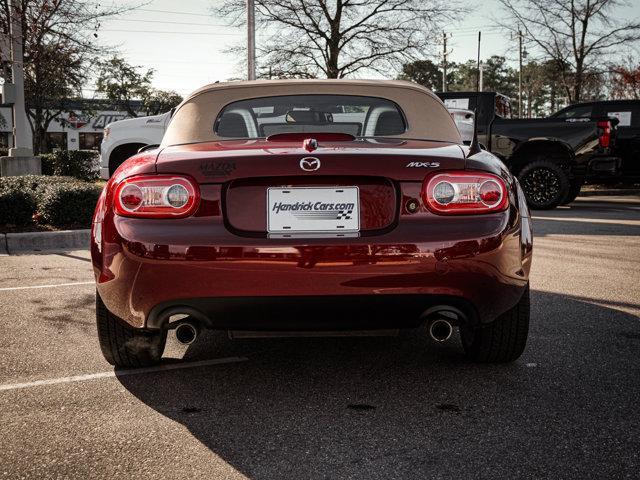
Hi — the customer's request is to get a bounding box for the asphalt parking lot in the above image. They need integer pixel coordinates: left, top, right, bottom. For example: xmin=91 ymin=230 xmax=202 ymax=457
xmin=0 ymin=196 xmax=639 ymax=479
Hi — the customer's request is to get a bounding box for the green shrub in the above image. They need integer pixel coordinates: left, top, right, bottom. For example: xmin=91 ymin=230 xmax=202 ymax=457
xmin=0 ymin=174 xmax=78 ymax=191
xmin=0 ymin=175 xmax=102 ymax=228
xmin=0 ymin=175 xmax=79 ymax=207
xmin=0 ymin=187 xmax=37 ymax=226
xmin=38 ymin=150 xmax=99 ymax=180
xmin=0 ymin=148 xmax=8 ymax=157
xmin=40 ymin=153 xmax=56 ymax=176
xmin=37 ymin=182 xmax=103 ymax=227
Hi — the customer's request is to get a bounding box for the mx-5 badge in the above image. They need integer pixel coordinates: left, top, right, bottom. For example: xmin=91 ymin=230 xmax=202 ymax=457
xmin=406 ymin=161 xmax=440 ymax=168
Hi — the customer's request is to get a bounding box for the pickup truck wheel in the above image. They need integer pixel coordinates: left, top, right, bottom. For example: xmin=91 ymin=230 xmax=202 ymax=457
xmin=96 ymin=293 xmax=166 ymax=368
xmin=461 ymin=284 xmax=530 ymax=363
xmin=561 ymin=180 xmax=583 ymax=205
xmin=517 ymin=160 xmax=570 ymax=210
xmin=109 ymin=143 xmax=146 ymax=176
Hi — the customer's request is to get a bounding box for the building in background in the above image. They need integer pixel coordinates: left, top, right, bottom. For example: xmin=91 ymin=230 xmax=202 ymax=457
xmin=0 ymin=99 xmax=144 ymax=152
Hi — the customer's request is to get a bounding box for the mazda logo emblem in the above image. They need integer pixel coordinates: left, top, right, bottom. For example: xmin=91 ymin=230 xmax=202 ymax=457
xmin=300 ymin=157 xmax=321 ymax=172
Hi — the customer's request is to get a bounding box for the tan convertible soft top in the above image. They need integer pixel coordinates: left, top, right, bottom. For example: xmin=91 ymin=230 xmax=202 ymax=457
xmin=161 ymin=79 xmax=462 ymax=146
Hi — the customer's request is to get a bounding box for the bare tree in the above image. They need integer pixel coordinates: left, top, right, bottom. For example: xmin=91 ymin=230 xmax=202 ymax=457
xmin=497 ymin=0 xmax=640 ymax=103
xmin=218 ymin=0 xmax=461 ymax=79
xmin=0 ymin=1 xmax=138 ymax=153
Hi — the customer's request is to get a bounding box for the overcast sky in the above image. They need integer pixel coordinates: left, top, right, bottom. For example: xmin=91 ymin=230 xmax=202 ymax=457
xmin=92 ymin=0 xmax=640 ymax=98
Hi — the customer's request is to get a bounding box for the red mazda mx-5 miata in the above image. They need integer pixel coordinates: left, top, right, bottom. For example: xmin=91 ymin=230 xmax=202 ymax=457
xmin=91 ymin=80 xmax=533 ymax=367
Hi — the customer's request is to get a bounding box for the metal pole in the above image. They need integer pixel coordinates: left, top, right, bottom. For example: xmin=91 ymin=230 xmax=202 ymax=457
xmin=8 ymin=0 xmax=33 ymax=156
xmin=442 ymin=31 xmax=447 ymax=92
xmin=247 ymin=0 xmax=256 ymax=80
xmin=476 ymin=31 xmax=481 ymax=92
xmin=518 ymin=30 xmax=523 ymax=118
xmin=479 ymin=62 xmax=483 ymax=91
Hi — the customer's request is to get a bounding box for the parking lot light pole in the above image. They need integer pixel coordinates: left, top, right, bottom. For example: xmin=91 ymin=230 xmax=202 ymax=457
xmin=442 ymin=31 xmax=447 ymax=92
xmin=0 ymin=0 xmax=40 ymax=176
xmin=518 ymin=30 xmax=523 ymax=118
xmin=247 ymin=0 xmax=256 ymax=81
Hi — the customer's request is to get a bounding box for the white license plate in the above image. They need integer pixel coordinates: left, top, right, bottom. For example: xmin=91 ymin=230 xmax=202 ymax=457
xmin=267 ymin=187 xmax=360 ymax=234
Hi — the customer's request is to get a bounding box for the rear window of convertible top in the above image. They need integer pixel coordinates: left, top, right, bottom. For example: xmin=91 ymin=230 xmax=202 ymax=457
xmin=214 ymin=95 xmax=406 ymax=139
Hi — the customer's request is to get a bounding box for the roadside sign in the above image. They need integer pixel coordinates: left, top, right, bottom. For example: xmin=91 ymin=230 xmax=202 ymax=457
xmin=607 ymin=111 xmax=632 ymax=127
xmin=444 ymin=98 xmax=470 ymax=109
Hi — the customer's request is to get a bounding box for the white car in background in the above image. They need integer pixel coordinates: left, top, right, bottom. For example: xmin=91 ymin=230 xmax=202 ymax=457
xmin=100 ymin=111 xmax=172 ymax=179
xmin=448 ymin=108 xmax=475 ymax=144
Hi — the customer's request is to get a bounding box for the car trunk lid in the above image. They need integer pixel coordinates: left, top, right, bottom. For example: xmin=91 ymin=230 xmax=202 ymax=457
xmin=156 ymin=137 xmax=465 ymax=236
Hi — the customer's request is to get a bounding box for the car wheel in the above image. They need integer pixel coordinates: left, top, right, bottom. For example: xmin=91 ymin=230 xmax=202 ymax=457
xmin=96 ymin=293 xmax=166 ymax=368
xmin=461 ymin=284 xmax=530 ymax=363
xmin=560 ymin=179 xmax=583 ymax=205
xmin=517 ymin=159 xmax=570 ymax=210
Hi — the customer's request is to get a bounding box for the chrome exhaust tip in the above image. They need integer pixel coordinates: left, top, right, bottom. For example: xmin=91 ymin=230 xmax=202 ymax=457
xmin=428 ymin=318 xmax=453 ymax=342
xmin=175 ymin=322 xmax=199 ymax=345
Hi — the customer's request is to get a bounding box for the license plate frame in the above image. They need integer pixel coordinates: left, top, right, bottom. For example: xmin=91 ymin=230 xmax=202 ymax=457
xmin=267 ymin=186 xmax=360 ymax=234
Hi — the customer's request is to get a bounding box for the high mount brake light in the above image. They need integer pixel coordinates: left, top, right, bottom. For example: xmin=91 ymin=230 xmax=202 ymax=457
xmin=421 ymin=172 xmax=509 ymax=215
xmin=597 ymin=120 xmax=611 ymax=148
xmin=113 ymin=175 xmax=200 ymax=218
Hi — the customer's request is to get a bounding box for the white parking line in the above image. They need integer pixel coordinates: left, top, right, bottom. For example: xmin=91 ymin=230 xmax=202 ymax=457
xmin=0 ymin=357 xmax=248 ymax=392
xmin=532 ymin=216 xmax=640 ymax=226
xmin=0 ymin=281 xmax=94 ymax=292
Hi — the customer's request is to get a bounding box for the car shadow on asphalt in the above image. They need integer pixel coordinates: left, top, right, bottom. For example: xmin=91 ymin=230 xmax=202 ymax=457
xmin=116 ymin=290 xmax=640 ymax=479
xmin=531 ymin=199 xmax=640 ymax=237
xmin=531 ymin=216 xmax=640 ymax=237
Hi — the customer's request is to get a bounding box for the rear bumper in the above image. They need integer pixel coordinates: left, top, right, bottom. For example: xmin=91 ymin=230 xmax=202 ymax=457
xmin=146 ymin=294 xmax=483 ymax=331
xmin=93 ymin=210 xmax=532 ymax=330
xmin=584 ymin=156 xmax=622 ymax=178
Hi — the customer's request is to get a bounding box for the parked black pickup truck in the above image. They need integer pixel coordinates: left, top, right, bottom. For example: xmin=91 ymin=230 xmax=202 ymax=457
xmin=551 ymin=100 xmax=640 ymax=181
xmin=437 ymin=92 xmax=620 ymax=209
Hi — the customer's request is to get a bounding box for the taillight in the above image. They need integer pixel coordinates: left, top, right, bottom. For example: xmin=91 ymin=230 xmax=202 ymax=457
xmin=421 ymin=171 xmax=509 ymax=215
xmin=597 ymin=120 xmax=611 ymax=148
xmin=113 ymin=174 xmax=199 ymax=218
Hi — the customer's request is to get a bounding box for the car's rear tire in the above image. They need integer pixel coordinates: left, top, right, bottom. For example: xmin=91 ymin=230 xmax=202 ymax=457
xmin=561 ymin=179 xmax=583 ymax=205
xmin=517 ymin=159 xmax=570 ymax=210
xmin=461 ymin=284 xmax=530 ymax=363
xmin=96 ymin=293 xmax=166 ymax=368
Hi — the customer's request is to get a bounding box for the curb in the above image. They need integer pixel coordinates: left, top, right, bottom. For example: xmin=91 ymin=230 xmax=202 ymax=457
xmin=2 ymin=229 xmax=91 ymax=254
